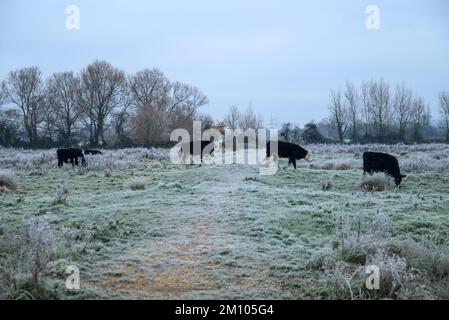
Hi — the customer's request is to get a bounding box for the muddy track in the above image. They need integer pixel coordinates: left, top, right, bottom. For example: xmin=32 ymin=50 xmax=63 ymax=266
xmin=89 ymin=166 xmax=287 ymax=299
xmin=90 ymin=167 xmax=225 ymax=298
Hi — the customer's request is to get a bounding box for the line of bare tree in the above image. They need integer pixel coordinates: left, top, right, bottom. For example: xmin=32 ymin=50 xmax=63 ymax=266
xmin=2 ymin=66 xmax=449 ymax=148
xmin=222 ymin=104 xmax=264 ymax=132
xmin=0 ymin=60 xmax=209 ymax=147
xmin=327 ymin=79 xmax=445 ymax=144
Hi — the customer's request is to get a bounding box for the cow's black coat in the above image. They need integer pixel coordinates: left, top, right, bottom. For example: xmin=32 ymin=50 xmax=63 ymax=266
xmin=84 ymin=149 xmax=103 ymax=155
xmin=266 ymin=141 xmax=311 ymax=169
xmin=57 ymin=148 xmax=87 ymax=168
xmin=363 ymin=151 xmax=406 ymax=186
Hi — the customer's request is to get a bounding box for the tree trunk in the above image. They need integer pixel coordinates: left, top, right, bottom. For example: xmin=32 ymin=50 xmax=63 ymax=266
xmin=446 ymin=120 xmax=449 ymax=143
xmin=93 ymin=118 xmax=104 ymax=147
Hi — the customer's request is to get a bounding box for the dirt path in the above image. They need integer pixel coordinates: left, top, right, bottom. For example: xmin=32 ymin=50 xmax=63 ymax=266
xmin=90 ymin=167 xmax=234 ymax=298
xmin=88 ymin=164 xmax=289 ymax=299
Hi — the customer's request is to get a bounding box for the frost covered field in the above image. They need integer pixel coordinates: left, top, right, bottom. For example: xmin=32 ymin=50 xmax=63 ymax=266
xmin=1 ymin=144 xmax=449 ymax=299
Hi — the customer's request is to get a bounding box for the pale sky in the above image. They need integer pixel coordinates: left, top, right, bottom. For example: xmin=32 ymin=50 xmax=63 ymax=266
xmin=1 ymin=0 xmax=448 ymax=126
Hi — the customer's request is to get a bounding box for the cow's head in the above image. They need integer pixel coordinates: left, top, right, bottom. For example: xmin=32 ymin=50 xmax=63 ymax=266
xmin=394 ymin=174 xmax=407 ymax=187
xmin=214 ymin=141 xmax=221 ymax=153
xmin=296 ymin=146 xmax=312 ymax=162
xmin=304 ymin=150 xmax=313 ymax=162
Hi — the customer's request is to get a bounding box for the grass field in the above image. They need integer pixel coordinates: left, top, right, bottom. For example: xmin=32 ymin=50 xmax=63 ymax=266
xmin=1 ymin=144 xmax=449 ymax=299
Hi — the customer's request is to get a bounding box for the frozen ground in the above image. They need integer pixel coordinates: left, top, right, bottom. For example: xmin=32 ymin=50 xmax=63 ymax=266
xmin=1 ymin=144 xmax=449 ymax=299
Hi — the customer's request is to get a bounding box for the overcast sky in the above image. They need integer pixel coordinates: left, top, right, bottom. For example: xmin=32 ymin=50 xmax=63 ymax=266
xmin=1 ymin=0 xmax=448 ymax=126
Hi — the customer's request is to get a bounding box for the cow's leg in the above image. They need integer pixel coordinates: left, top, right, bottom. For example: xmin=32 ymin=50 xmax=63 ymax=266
xmin=181 ymin=152 xmax=187 ymax=165
xmin=292 ymin=158 xmax=297 ymax=169
xmin=262 ymin=156 xmax=271 ymax=167
xmin=182 ymin=152 xmax=194 ymax=167
xmin=283 ymin=158 xmax=292 ymax=169
xmin=58 ymin=159 xmax=62 ymax=168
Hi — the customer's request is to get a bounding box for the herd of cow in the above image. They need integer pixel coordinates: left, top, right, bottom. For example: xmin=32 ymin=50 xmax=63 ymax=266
xmin=56 ymin=148 xmax=102 ymax=168
xmin=57 ymin=140 xmax=407 ymax=187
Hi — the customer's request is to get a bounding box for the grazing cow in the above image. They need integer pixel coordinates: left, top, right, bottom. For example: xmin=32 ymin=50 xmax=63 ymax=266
xmin=363 ymin=152 xmax=406 ymax=187
xmin=180 ymin=140 xmax=219 ymax=164
xmin=84 ymin=149 xmax=103 ymax=155
xmin=57 ymin=148 xmax=87 ymax=168
xmin=266 ymin=141 xmax=312 ymax=169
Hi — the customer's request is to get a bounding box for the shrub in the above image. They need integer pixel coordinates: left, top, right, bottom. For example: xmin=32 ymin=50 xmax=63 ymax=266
xmin=364 ymin=250 xmax=409 ymax=299
xmin=310 ymin=162 xmax=334 ymax=170
xmin=334 ymin=162 xmax=352 ymax=170
xmin=355 ymin=173 xmax=394 ymax=192
xmin=0 ymin=218 xmax=58 ymax=299
xmin=52 ymin=183 xmax=69 ymax=205
xmin=336 ymin=213 xmax=391 ymax=264
xmin=321 ymin=180 xmax=333 ymax=191
xmin=127 ymin=178 xmax=146 ymax=190
xmin=391 ymin=237 xmax=449 ymax=279
xmin=322 ymin=250 xmax=411 ymax=300
xmin=25 ymin=218 xmax=57 ymax=292
xmin=315 ymin=213 xmax=449 ymax=299
xmin=0 ymin=170 xmax=18 ymax=192
xmin=310 ymin=162 xmax=352 ymax=171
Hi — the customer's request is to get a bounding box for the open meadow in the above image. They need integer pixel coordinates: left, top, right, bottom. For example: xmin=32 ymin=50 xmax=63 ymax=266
xmin=1 ymin=144 xmax=449 ymax=299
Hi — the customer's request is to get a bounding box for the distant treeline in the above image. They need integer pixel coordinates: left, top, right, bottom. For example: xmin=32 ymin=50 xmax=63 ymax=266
xmin=278 ymin=80 xmax=449 ymax=145
xmin=1 ymin=63 xmax=449 ymax=148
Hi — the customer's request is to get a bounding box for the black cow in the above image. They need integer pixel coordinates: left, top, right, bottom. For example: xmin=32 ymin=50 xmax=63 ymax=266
xmin=266 ymin=141 xmax=312 ymax=169
xmin=84 ymin=149 xmax=103 ymax=155
xmin=363 ymin=152 xmax=406 ymax=187
xmin=57 ymin=148 xmax=87 ymax=168
xmin=180 ymin=140 xmax=219 ymax=164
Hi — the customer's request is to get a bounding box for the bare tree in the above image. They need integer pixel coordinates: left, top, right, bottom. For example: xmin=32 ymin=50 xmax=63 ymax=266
xmin=168 ymin=82 xmax=208 ymax=132
xmin=1 ymin=67 xmax=45 ymax=146
xmin=239 ymin=104 xmax=263 ymax=131
xmin=110 ymin=102 xmax=132 ymax=146
xmin=197 ymin=113 xmax=215 ymax=131
xmin=40 ymin=102 xmax=57 ymax=143
xmin=129 ymin=69 xmax=171 ymax=145
xmin=392 ymin=83 xmax=413 ymax=141
xmin=343 ymin=82 xmax=359 ymax=142
xmin=79 ymin=60 xmax=127 ymax=146
xmin=439 ymin=91 xmax=449 ymax=142
xmin=280 ymin=122 xmax=293 ymax=142
xmin=0 ymin=85 xmax=5 ymax=106
xmin=369 ymin=79 xmax=392 ymax=142
xmin=129 ymin=69 xmax=208 ymax=145
xmin=360 ymin=82 xmax=372 ymax=139
xmin=410 ymin=96 xmax=430 ymax=142
xmin=329 ymin=90 xmax=347 ymax=144
xmin=223 ymin=105 xmax=241 ymax=130
xmin=46 ymin=72 xmax=82 ymax=145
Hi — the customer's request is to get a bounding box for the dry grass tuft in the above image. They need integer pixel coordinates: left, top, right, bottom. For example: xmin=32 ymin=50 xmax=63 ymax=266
xmin=355 ymin=173 xmax=394 ymax=192
xmin=310 ymin=162 xmax=353 ymax=171
xmin=127 ymin=178 xmax=146 ymax=190
xmin=0 ymin=170 xmax=18 ymax=192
